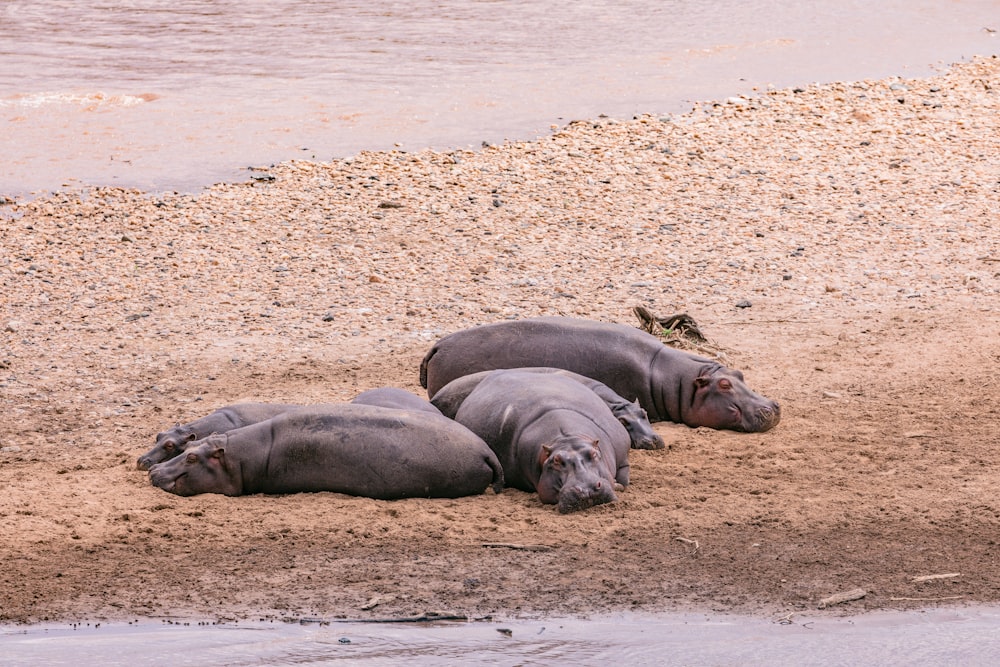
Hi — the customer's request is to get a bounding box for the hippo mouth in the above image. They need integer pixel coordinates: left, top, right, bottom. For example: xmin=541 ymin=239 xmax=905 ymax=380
xmin=148 ymin=467 xmax=179 ymax=492
xmin=557 ymin=482 xmax=617 ymax=514
xmin=744 ymin=403 xmax=781 ymax=432
xmin=633 ymin=433 xmax=666 ymax=450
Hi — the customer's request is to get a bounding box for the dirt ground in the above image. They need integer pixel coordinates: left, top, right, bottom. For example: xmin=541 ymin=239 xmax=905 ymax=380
xmin=1 ymin=57 xmax=998 ymax=625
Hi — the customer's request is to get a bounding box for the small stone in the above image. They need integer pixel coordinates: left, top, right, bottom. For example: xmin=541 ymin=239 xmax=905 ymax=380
xmin=322 ymin=313 xmax=335 ymax=322
xmin=735 ymin=299 xmax=752 ymax=309
xmin=822 ymin=391 xmax=842 ymax=399
xmin=1 ymin=446 xmax=22 ymax=453
xmin=4 ymin=320 xmax=22 ymax=332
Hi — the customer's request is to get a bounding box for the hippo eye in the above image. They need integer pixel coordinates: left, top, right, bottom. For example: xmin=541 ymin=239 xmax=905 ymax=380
xmin=185 ymin=453 xmax=198 ymax=463
xmin=164 ymin=443 xmax=176 ymax=452
xmin=718 ymin=379 xmax=733 ymax=391
xmin=551 ymin=455 xmax=563 ymax=469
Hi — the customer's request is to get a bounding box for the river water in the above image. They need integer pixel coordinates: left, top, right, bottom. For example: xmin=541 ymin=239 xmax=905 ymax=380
xmin=1 ymin=0 xmax=997 ymax=196
xmin=4 ymin=607 xmax=1000 ymax=665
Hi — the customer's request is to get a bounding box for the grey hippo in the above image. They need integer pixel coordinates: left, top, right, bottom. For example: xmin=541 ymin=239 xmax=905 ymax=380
xmin=138 ymin=389 xmax=442 ymax=470
xmin=148 ymin=404 xmax=504 ymax=499
xmin=137 ymin=402 xmax=301 ymax=470
xmin=430 ymin=367 xmax=664 ymax=450
xmin=451 ymin=369 xmax=630 ymax=513
xmin=350 ymin=387 xmax=442 ymax=415
xmin=420 ymin=316 xmax=780 ymax=432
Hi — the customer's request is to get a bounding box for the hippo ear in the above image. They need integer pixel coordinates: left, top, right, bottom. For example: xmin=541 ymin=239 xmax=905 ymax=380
xmin=589 ymin=439 xmax=601 ymax=459
xmin=538 ymin=443 xmax=554 ymax=468
xmin=185 ymin=432 xmax=198 ymax=442
xmin=694 ymin=376 xmax=711 ymax=389
xmin=209 ymin=447 xmax=226 ymax=467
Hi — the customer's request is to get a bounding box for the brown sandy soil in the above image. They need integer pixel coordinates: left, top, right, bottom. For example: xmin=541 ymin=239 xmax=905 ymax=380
xmin=1 ymin=57 xmax=998 ymax=625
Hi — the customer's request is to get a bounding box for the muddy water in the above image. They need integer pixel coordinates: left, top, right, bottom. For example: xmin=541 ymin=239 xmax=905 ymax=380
xmin=3 ymin=607 xmax=1000 ymax=665
xmin=1 ymin=0 xmax=997 ymax=196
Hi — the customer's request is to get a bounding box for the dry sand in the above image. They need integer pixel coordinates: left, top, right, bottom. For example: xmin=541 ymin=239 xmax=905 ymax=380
xmin=1 ymin=56 xmax=998 ymax=625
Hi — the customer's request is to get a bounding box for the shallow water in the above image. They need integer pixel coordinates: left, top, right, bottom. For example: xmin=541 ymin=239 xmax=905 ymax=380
xmin=1 ymin=0 xmax=997 ymax=195
xmin=3 ymin=607 xmax=1000 ymax=666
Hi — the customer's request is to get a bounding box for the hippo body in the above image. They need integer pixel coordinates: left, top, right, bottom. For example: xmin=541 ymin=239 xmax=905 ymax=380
xmin=452 ymin=370 xmax=630 ymax=513
xmin=351 ymin=387 xmax=442 ymax=415
xmin=421 ymin=316 xmax=780 ymax=432
xmin=431 ymin=367 xmax=664 ymax=450
xmin=148 ymin=404 xmax=504 ymax=499
xmin=138 ymin=402 xmax=303 ymax=470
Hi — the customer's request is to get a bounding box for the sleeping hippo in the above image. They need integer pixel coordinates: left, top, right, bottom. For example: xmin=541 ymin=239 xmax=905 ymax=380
xmin=420 ymin=316 xmax=780 ymax=432
xmin=139 ymin=390 xmax=443 ymax=471
xmin=148 ymin=404 xmax=504 ymax=499
xmin=451 ymin=369 xmax=630 ymax=513
xmin=137 ymin=402 xmax=303 ymax=470
xmin=430 ymin=367 xmax=664 ymax=449
xmin=350 ymin=387 xmax=442 ymax=415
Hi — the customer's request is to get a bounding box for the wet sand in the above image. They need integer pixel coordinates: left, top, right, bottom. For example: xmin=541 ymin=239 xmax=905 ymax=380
xmin=1 ymin=56 xmax=999 ymax=625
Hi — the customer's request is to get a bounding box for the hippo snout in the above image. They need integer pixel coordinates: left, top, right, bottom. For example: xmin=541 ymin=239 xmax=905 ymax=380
xmin=754 ymin=402 xmax=781 ymax=432
xmin=148 ymin=465 xmax=176 ymax=492
xmin=557 ymin=478 xmax=618 ymax=514
xmin=633 ymin=432 xmax=666 ymax=450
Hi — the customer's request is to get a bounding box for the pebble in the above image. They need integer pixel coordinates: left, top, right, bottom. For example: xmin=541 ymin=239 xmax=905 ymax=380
xmin=1 ymin=56 xmax=998 ymax=416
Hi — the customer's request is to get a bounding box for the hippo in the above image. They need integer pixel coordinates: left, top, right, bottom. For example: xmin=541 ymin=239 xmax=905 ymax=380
xmin=148 ymin=404 xmax=504 ymax=499
xmin=451 ymin=369 xmax=630 ymax=513
xmin=351 ymin=387 xmax=442 ymax=415
xmin=430 ymin=367 xmax=664 ymax=450
xmin=420 ymin=316 xmax=780 ymax=432
xmin=137 ymin=402 xmax=303 ymax=470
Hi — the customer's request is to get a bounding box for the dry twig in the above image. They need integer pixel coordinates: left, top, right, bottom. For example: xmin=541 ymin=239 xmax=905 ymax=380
xmin=482 ymin=542 xmax=554 ymax=552
xmin=675 ymin=536 xmax=701 ymax=553
xmin=911 ymin=573 xmax=961 ymax=583
xmin=818 ymin=587 xmax=867 ymax=609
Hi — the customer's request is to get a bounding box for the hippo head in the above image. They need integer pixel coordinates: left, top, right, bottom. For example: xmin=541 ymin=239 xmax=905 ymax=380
xmin=148 ymin=437 xmax=240 ymax=496
xmin=687 ymin=367 xmax=781 ymax=432
xmin=136 ymin=430 xmax=199 ymax=470
xmin=615 ymin=399 xmax=666 ymax=450
xmin=536 ymin=436 xmax=618 ymax=514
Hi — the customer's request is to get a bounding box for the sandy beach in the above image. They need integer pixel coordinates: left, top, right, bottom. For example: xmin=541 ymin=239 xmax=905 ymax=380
xmin=1 ymin=56 xmax=998 ymax=625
